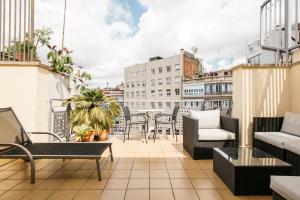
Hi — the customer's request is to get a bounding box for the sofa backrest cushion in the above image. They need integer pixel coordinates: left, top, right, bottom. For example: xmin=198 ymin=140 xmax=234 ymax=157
xmin=281 ymin=112 xmax=300 ymax=137
xmin=190 ymin=110 xmax=220 ymax=129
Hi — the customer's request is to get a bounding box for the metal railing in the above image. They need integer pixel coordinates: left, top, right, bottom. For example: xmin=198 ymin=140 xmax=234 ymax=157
xmin=0 ymin=0 xmax=35 ymax=62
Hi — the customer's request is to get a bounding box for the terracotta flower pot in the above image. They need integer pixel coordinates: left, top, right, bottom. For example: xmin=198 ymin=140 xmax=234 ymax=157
xmin=80 ymin=131 xmax=95 ymax=142
xmin=100 ymin=129 xmax=110 ymax=141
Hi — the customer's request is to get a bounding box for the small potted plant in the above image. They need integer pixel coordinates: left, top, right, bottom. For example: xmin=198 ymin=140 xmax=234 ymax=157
xmin=73 ymin=124 xmax=94 ymax=142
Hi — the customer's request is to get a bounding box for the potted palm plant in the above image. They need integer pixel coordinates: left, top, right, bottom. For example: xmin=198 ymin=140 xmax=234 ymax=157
xmin=63 ymin=89 xmax=121 ymax=141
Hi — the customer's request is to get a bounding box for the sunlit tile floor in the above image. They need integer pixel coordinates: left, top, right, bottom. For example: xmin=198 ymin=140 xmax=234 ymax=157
xmin=0 ymin=135 xmax=271 ymax=200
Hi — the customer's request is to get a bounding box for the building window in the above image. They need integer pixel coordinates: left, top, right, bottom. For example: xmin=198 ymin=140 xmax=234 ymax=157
xmin=175 ymin=76 xmax=180 ymax=83
xmin=137 ymin=81 xmax=140 ymax=87
xmin=151 ymin=69 xmax=155 ymax=74
xmin=151 ymin=79 xmax=155 ymax=86
xmin=175 ymin=89 xmax=180 ymax=96
xmin=131 ymin=102 xmax=134 ymax=107
xmin=175 ymin=102 xmax=180 ymax=107
xmin=166 ymin=102 xmax=171 ymax=108
xmin=142 ymin=91 xmax=146 ymax=98
xmin=158 ymin=67 xmax=163 ymax=73
xmin=166 ymin=77 xmax=171 ymax=84
xmin=131 ymin=92 xmax=134 ymax=98
xmin=166 ymin=89 xmax=171 ymax=96
xmin=131 ymin=82 xmax=134 ymax=88
xmin=151 ymin=102 xmax=155 ymax=108
xmin=158 ymin=90 xmax=163 ymax=97
xmin=136 ymin=102 xmax=140 ymax=108
xmin=158 ymin=102 xmax=162 ymax=108
xmin=136 ymin=91 xmax=140 ymax=97
xmin=126 ymin=83 xmax=129 ymax=88
xmin=151 ymin=90 xmax=155 ymax=96
xmin=158 ymin=78 xmax=163 ymax=85
xmin=142 ymin=81 xmax=145 ymax=87
xmin=142 ymin=102 xmax=145 ymax=108
xmin=126 ymin=92 xmax=129 ymax=98
xmin=175 ymin=64 xmax=180 ymax=70
xmin=166 ymin=66 xmax=171 ymax=72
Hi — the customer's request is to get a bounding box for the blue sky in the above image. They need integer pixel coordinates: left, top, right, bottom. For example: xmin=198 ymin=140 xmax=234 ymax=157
xmin=117 ymin=0 xmax=146 ymax=26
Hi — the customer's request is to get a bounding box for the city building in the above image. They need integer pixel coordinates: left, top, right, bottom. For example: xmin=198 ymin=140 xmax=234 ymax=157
xmin=124 ymin=49 xmax=202 ymax=134
xmin=101 ymin=84 xmax=125 ymax=106
xmin=182 ymin=69 xmax=233 ymax=114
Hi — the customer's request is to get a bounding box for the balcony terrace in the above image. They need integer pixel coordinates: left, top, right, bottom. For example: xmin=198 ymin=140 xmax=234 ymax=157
xmin=0 ymin=135 xmax=271 ymax=200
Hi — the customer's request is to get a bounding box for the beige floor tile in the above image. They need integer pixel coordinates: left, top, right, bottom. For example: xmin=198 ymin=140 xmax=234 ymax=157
xmin=49 ymin=170 xmax=76 ymax=179
xmin=132 ymin=163 xmax=149 ymax=169
xmin=0 ymin=171 xmax=16 ymax=179
xmin=118 ymin=157 xmax=134 ymax=163
xmin=164 ymin=158 xmax=181 ymax=163
xmin=37 ymin=179 xmax=65 ymax=190
xmin=196 ymin=189 xmax=224 ymax=200
xmin=71 ymin=170 xmax=94 ymax=179
xmin=191 ymin=179 xmax=215 ymax=189
xmin=12 ymin=179 xmax=44 ymax=190
xmin=197 ymin=160 xmax=213 ymax=169
xmin=0 ymin=180 xmax=23 ymax=190
xmin=82 ymin=179 xmax=108 ymax=189
xmin=218 ymin=189 xmax=249 ymax=200
xmin=99 ymin=189 xmax=126 ymax=200
xmin=150 ymin=179 xmax=171 ymax=189
xmin=0 ymin=190 xmax=29 ymax=200
xmin=90 ymin=169 xmax=113 ymax=179
xmin=59 ymin=179 xmax=87 ymax=189
xmin=150 ymin=158 xmax=165 ymax=163
xmin=150 ymin=163 xmax=167 ymax=170
xmin=150 ymin=189 xmax=174 ymax=200
xmin=150 ymin=170 xmax=169 ymax=178
xmin=48 ymin=190 xmax=78 ymax=200
xmin=130 ymin=170 xmax=149 ymax=178
xmin=35 ymin=170 xmax=55 ymax=179
xmin=22 ymin=190 xmax=55 ymax=200
xmin=170 ymin=179 xmax=193 ymax=189
xmin=105 ymin=178 xmax=129 ymax=189
xmin=115 ymin=163 xmax=133 ymax=170
xmin=73 ymin=190 xmax=102 ymax=200
xmin=204 ymin=169 xmax=219 ymax=178
xmin=111 ymin=170 xmax=131 ymax=179
xmin=134 ymin=158 xmax=150 ymax=163
xmin=128 ymin=179 xmax=149 ymax=189
xmin=182 ymin=163 xmax=201 ymax=170
xmin=173 ymin=189 xmax=199 ymax=200
xmin=166 ymin=162 xmax=184 ymax=170
xmin=186 ymin=170 xmax=207 ymax=178
xmin=125 ymin=189 xmax=149 ymax=200
xmin=168 ymin=170 xmax=188 ymax=178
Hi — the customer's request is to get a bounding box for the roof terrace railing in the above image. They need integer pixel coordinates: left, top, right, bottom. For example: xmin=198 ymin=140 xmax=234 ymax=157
xmin=0 ymin=0 xmax=35 ymax=62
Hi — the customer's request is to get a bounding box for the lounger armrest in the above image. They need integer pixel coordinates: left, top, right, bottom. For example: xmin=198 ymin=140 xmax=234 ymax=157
xmin=183 ymin=115 xmax=198 ymax=156
xmin=220 ymin=116 xmax=239 ymax=146
xmin=30 ymin=132 xmax=63 ymax=142
xmin=253 ymin=117 xmax=284 ymax=132
xmin=0 ymin=143 xmax=35 ymax=183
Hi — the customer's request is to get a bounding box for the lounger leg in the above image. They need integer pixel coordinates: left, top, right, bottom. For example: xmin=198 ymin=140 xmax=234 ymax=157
xmin=128 ymin=124 xmax=131 ymax=139
xmin=96 ymin=158 xmax=101 ymax=181
xmin=29 ymin=158 xmax=36 ymax=184
xmin=109 ymin=145 xmax=114 ymax=162
xmin=124 ymin=124 xmax=127 ymax=143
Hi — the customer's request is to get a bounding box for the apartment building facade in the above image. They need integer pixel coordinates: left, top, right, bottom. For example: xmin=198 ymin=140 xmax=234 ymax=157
xmin=182 ymin=69 xmax=233 ymax=115
xmin=124 ymin=49 xmax=201 ymax=134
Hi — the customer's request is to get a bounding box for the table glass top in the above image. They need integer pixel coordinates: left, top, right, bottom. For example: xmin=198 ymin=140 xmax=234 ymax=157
xmin=214 ymin=147 xmax=291 ymax=167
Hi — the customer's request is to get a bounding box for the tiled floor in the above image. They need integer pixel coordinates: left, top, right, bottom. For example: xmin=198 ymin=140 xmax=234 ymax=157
xmin=0 ymin=135 xmax=272 ymax=200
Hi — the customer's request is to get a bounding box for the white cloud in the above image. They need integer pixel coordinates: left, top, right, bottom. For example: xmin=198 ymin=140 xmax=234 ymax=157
xmin=36 ymin=0 xmax=264 ymax=87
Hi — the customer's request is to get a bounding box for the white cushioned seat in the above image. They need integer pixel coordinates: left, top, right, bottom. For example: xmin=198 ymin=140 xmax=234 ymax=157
xmin=191 ymin=110 xmax=220 ymax=129
xmin=281 ymin=112 xmax=300 ymax=137
xmin=284 ymin=139 xmax=300 ymax=155
xmin=254 ymin=132 xmax=299 ymax=148
xmin=198 ymin=129 xmax=235 ymax=141
xmin=270 ymin=176 xmax=300 ymax=200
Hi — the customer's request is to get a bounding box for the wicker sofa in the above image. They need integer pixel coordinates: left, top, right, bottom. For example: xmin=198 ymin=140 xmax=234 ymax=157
xmin=183 ymin=110 xmax=239 ymax=160
xmin=253 ymin=112 xmax=300 ymax=175
xmin=270 ymin=176 xmax=300 ymax=200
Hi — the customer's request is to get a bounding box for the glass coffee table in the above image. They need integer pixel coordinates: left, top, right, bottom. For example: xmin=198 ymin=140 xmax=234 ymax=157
xmin=213 ymin=147 xmax=292 ymax=195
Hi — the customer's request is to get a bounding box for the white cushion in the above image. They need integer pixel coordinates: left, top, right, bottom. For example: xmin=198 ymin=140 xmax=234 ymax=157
xmin=190 ymin=110 xmax=220 ymax=129
xmin=284 ymin=140 xmax=300 ymax=155
xmin=254 ymin=132 xmax=299 ymax=148
xmin=198 ymin=129 xmax=235 ymax=141
xmin=281 ymin=112 xmax=300 ymax=137
xmin=270 ymin=176 xmax=300 ymax=200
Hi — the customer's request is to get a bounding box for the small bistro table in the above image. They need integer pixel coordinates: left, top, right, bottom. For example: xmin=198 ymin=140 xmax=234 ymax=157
xmin=138 ymin=109 xmax=165 ymax=142
xmin=213 ymin=147 xmax=292 ymax=195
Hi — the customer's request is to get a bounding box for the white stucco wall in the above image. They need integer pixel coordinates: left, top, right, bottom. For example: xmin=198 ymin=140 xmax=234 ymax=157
xmin=0 ymin=62 xmax=78 ymax=139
